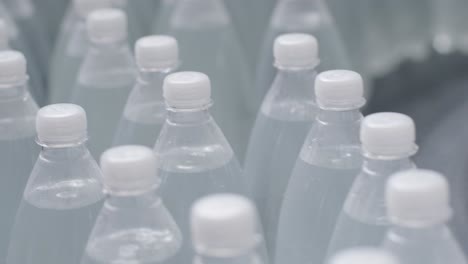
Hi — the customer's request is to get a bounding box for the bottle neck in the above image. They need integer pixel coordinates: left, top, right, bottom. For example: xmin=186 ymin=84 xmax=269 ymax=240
xmin=273 ymin=67 xmax=318 ymax=94
xmin=316 ymin=107 xmax=362 ymax=126
xmin=389 ymin=224 xmax=449 ymax=241
xmin=166 ymin=105 xmax=212 ymax=125
xmin=196 ymin=252 xmax=262 ymax=264
xmin=363 ymin=156 xmax=415 ymax=176
xmin=137 ymin=69 xmax=173 ymax=86
xmin=40 ymin=141 xmax=89 ymax=160
xmin=106 ymin=189 xmax=161 ymax=209
xmin=89 ymin=39 xmax=129 ymax=52
xmin=0 ymin=79 xmax=30 ymax=101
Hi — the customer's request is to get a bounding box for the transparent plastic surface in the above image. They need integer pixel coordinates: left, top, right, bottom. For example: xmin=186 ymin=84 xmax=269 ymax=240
xmin=154 ymin=107 xmax=246 ymax=264
xmin=433 ymin=0 xmax=468 ymax=54
xmin=6 ymin=143 xmax=105 ymax=264
xmin=0 ymin=2 xmax=45 ymax=104
xmin=154 ymin=0 xmax=254 ymax=160
xmin=0 ymin=84 xmax=38 ymax=260
xmin=81 ymin=192 xmax=182 ymax=264
xmin=255 ymin=0 xmax=349 ymax=107
xmin=243 ymin=68 xmax=317 ymax=253
xmin=382 ymin=226 xmax=468 ymax=264
xmin=326 ymin=158 xmax=415 ymax=258
xmin=275 ymin=109 xmax=363 ymax=264
xmin=49 ymin=17 xmax=89 ymax=103
xmin=113 ymin=70 xmax=172 ymax=148
xmin=194 ymin=251 xmax=265 ymax=264
xmin=71 ymin=42 xmax=135 ymax=158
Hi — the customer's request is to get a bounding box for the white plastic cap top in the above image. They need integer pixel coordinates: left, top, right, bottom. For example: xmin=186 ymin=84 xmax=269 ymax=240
xmin=163 ymin=71 xmax=211 ymax=108
xmin=73 ymin=0 xmax=113 ymax=17
xmin=387 ymin=169 xmax=452 ymax=228
xmin=36 ymin=104 xmax=87 ymax=145
xmin=87 ymin=8 xmax=127 ymax=44
xmin=361 ymin=112 xmax=417 ymax=158
xmin=135 ymin=35 xmax=179 ymax=70
xmin=191 ymin=194 xmax=260 ymax=257
xmin=330 ymin=248 xmax=399 ymax=264
xmin=274 ymin=33 xmax=319 ymax=68
xmin=100 ymin=145 xmax=159 ymax=195
xmin=0 ymin=50 xmax=26 ymax=85
xmin=0 ymin=19 xmax=9 ymax=49
xmin=315 ymin=70 xmax=365 ymax=109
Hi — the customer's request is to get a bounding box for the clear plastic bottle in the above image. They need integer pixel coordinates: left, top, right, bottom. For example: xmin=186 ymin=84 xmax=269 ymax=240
xmin=382 ymin=169 xmax=468 ymax=264
xmin=110 ymin=0 xmax=148 ymax=45
xmin=255 ymin=0 xmax=350 ymax=107
xmin=432 ymin=0 xmax=468 ymax=54
xmin=81 ymin=145 xmax=182 ymax=264
xmin=191 ymin=194 xmax=268 ymax=264
xmin=71 ymin=8 xmax=135 ymax=159
xmin=154 ymin=71 xmax=246 ymax=264
xmin=328 ymin=248 xmax=400 ymax=264
xmin=0 ymin=50 xmax=38 ymax=260
xmin=275 ymin=70 xmax=365 ymax=264
xmin=4 ymin=0 xmax=51 ymax=83
xmin=113 ymin=35 xmax=178 ymax=147
xmin=0 ymin=2 xmax=45 ymax=105
xmin=243 ymin=33 xmax=319 ymax=253
xmin=6 ymin=103 xmax=105 ymax=264
xmin=153 ymin=0 xmax=253 ymax=160
xmin=326 ymin=113 xmax=418 ymax=258
xmin=49 ymin=0 xmax=113 ymax=104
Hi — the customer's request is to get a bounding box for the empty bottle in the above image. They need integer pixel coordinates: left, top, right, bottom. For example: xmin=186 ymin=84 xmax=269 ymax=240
xmin=327 ymin=113 xmax=418 ymax=257
xmin=6 ymin=103 xmax=105 ymax=264
xmin=329 ymin=248 xmax=399 ymax=264
xmin=255 ymin=0 xmax=350 ymax=107
xmin=243 ymin=33 xmax=319 ymax=253
xmin=0 ymin=50 xmax=38 ymax=260
xmin=191 ymin=194 xmax=268 ymax=264
xmin=154 ymin=71 xmax=246 ymax=263
xmin=81 ymin=145 xmax=182 ymax=264
xmin=154 ymin=0 xmax=253 ymax=159
xmin=275 ymin=70 xmax=365 ymax=264
xmin=113 ymin=35 xmax=178 ymax=147
xmin=382 ymin=169 xmax=468 ymax=264
xmin=49 ymin=0 xmax=113 ymax=103
xmin=71 ymin=8 xmax=135 ymax=159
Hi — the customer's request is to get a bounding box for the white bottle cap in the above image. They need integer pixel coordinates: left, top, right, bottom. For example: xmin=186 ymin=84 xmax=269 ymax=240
xmin=100 ymin=145 xmax=159 ymax=195
xmin=0 ymin=19 xmax=9 ymax=49
xmin=274 ymin=33 xmax=319 ymax=68
xmin=36 ymin=104 xmax=87 ymax=146
xmin=387 ymin=169 xmax=452 ymax=228
xmin=87 ymin=8 xmax=127 ymax=44
xmin=361 ymin=112 xmax=417 ymax=158
xmin=315 ymin=70 xmax=366 ymax=109
xmin=135 ymin=35 xmax=179 ymax=70
xmin=0 ymin=50 xmax=26 ymax=84
xmin=191 ymin=194 xmax=260 ymax=257
xmin=73 ymin=0 xmax=113 ymax=18
xmin=330 ymin=248 xmax=399 ymax=264
xmin=163 ymin=71 xmax=211 ymax=108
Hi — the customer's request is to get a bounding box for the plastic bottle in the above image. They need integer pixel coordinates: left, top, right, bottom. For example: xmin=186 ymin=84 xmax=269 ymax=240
xmin=243 ymin=33 xmax=319 ymax=253
xmin=6 ymin=103 xmax=105 ymax=264
xmin=71 ymin=8 xmax=135 ymax=159
xmin=255 ymin=0 xmax=350 ymax=107
xmin=191 ymin=194 xmax=268 ymax=264
xmin=0 ymin=50 xmax=38 ymax=260
xmin=110 ymin=0 xmax=148 ymax=45
xmin=81 ymin=145 xmax=182 ymax=264
xmin=113 ymin=35 xmax=178 ymax=147
xmin=153 ymin=0 xmax=253 ymax=160
xmin=382 ymin=169 xmax=468 ymax=264
xmin=432 ymin=0 xmax=468 ymax=54
xmin=326 ymin=113 xmax=418 ymax=258
xmin=36 ymin=0 xmax=69 ymax=42
xmin=4 ymin=0 xmax=51 ymax=82
xmin=329 ymin=248 xmax=400 ymax=264
xmin=0 ymin=2 xmax=45 ymax=105
xmin=154 ymin=71 xmax=246 ymax=264
xmin=275 ymin=70 xmax=365 ymax=264
xmin=49 ymin=0 xmax=113 ymax=104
